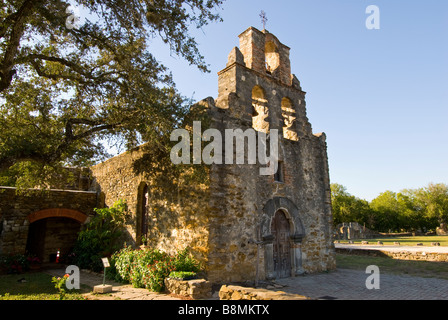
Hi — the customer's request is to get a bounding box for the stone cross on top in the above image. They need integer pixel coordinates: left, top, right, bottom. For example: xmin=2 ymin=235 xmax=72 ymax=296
xmin=260 ymin=10 xmax=268 ymax=30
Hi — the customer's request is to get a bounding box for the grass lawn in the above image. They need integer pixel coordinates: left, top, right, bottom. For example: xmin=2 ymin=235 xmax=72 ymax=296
xmin=337 ymin=236 xmax=448 ymax=246
xmin=336 ymin=253 xmax=448 ymax=280
xmin=0 ymin=272 xmax=89 ymax=300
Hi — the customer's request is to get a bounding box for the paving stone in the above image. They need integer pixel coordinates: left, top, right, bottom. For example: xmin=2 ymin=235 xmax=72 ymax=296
xmin=46 ymin=264 xmax=448 ymax=300
xmin=276 ymin=269 xmax=448 ymax=300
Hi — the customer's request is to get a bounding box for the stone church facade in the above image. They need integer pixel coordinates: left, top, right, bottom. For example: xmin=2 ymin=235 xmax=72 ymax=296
xmin=0 ymin=27 xmax=335 ymax=283
xmin=90 ymin=27 xmax=336 ymax=283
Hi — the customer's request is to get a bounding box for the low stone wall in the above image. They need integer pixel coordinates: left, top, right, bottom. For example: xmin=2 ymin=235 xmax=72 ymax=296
xmin=219 ymin=285 xmax=310 ymax=300
xmin=336 ymin=248 xmax=448 ymax=262
xmin=164 ymin=278 xmax=212 ymax=300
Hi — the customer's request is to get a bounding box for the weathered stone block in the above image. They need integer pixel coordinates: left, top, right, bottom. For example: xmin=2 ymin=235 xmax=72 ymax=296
xmin=165 ymin=278 xmax=212 ymax=300
xmin=219 ymin=285 xmax=310 ymax=301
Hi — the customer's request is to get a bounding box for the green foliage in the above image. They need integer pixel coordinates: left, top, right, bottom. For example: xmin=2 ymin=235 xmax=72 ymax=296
xmin=110 ymin=247 xmax=202 ymax=292
xmin=0 ymin=254 xmax=40 ymax=274
xmin=331 ymin=184 xmax=374 ymax=228
xmin=0 ymin=272 xmax=86 ymax=300
xmin=0 ymin=0 xmax=224 ymax=188
xmin=332 ymin=183 xmax=448 ymax=233
xmin=108 ymin=246 xmax=136 ymax=283
xmin=142 ymin=257 xmax=176 ymax=292
xmin=395 ymin=191 xmax=428 ymax=232
xmin=168 ymin=271 xmax=197 ymax=280
xmin=417 ymin=183 xmax=448 ymax=225
xmin=172 ymin=248 xmax=201 ymax=273
xmin=71 ymin=200 xmax=128 ymax=272
xmin=111 ymin=247 xmax=174 ymax=292
xmin=51 ymin=274 xmax=70 ymax=300
xmin=370 ymin=191 xmax=402 ymax=232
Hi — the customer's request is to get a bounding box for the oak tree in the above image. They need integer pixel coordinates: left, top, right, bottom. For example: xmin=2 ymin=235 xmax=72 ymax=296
xmin=0 ymin=0 xmax=223 ymax=187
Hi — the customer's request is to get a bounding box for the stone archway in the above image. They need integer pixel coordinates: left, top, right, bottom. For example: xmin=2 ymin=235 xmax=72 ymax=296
xmin=27 ymin=208 xmax=88 ymax=224
xmin=26 ymin=209 xmax=88 ymax=263
xmin=260 ymin=197 xmax=305 ymax=279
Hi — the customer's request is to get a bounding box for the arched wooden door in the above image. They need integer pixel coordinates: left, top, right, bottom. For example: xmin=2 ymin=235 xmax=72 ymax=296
xmin=271 ymin=210 xmax=292 ymax=278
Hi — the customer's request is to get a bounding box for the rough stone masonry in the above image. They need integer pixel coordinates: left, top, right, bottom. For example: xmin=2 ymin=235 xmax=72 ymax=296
xmin=89 ymin=26 xmax=336 ymax=284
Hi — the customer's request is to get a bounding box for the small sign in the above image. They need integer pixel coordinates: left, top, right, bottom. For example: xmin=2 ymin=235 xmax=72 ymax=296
xmin=101 ymin=257 xmax=110 ymax=268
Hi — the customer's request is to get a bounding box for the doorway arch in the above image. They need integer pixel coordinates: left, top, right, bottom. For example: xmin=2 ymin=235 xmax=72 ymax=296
xmin=271 ymin=210 xmax=292 ymax=278
xmin=26 ymin=209 xmax=88 ymax=263
xmin=27 ymin=208 xmax=88 ymax=224
xmin=260 ymin=197 xmax=305 ymax=279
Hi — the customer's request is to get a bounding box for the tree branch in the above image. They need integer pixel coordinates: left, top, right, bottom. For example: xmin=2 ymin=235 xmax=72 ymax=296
xmin=0 ymin=0 xmax=42 ymax=92
xmin=21 ymin=53 xmax=125 ymax=88
xmin=49 ymin=118 xmax=121 ymax=162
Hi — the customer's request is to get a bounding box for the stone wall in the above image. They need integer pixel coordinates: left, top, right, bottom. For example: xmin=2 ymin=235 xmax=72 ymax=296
xmin=0 ymin=26 xmax=334 ymax=284
xmin=207 ymin=26 xmax=336 ymax=283
xmin=0 ymin=187 xmax=98 ymax=259
xmin=335 ymin=222 xmax=380 ymax=240
xmin=89 ymin=94 xmax=336 ymax=284
xmin=88 ymin=26 xmax=336 ymax=284
xmin=336 ymin=247 xmax=448 ymax=262
xmin=38 ymin=218 xmax=81 ymax=262
xmin=89 ymin=141 xmax=212 ymax=263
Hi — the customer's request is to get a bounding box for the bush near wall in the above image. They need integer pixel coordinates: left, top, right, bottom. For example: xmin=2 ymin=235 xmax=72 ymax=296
xmin=0 ymin=254 xmax=40 ymax=274
xmin=71 ymin=200 xmax=128 ymax=272
xmin=107 ymin=247 xmax=201 ymax=292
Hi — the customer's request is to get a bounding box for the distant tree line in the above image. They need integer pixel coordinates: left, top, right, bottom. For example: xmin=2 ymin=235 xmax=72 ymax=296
xmin=331 ymin=183 xmax=448 ymax=233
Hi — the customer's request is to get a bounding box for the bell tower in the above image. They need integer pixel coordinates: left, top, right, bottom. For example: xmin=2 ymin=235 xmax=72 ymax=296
xmin=207 ymin=26 xmax=335 ymax=282
xmin=216 ymin=26 xmax=312 ymax=141
xmin=238 ymin=27 xmax=292 ymax=86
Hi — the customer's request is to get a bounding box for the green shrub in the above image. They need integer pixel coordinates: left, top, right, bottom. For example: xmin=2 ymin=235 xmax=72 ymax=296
xmin=0 ymin=254 xmax=36 ymax=274
xmin=173 ymin=248 xmax=201 ymax=273
xmin=109 ymin=247 xmax=201 ymax=292
xmin=141 ymin=257 xmax=175 ymax=292
xmin=111 ymin=247 xmax=174 ymax=291
xmin=168 ymin=271 xmax=197 ymax=280
xmin=71 ymin=200 xmax=128 ymax=272
xmin=107 ymin=246 xmax=136 ymax=283
xmin=51 ymin=274 xmax=70 ymax=300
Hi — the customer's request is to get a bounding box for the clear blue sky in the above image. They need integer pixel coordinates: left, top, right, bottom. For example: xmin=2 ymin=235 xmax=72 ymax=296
xmin=150 ymin=0 xmax=448 ymax=201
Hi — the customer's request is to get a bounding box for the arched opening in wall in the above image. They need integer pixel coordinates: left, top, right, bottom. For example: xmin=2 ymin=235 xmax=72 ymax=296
xmin=137 ymin=183 xmax=150 ymax=244
xmin=252 ymin=85 xmax=269 ymax=133
xmin=265 ymin=41 xmax=280 ymax=75
xmin=262 ymin=198 xmax=305 ymax=279
xmin=270 ymin=210 xmax=292 ymax=278
xmin=26 ymin=217 xmax=82 ymax=263
xmin=281 ymin=97 xmax=298 ymax=141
